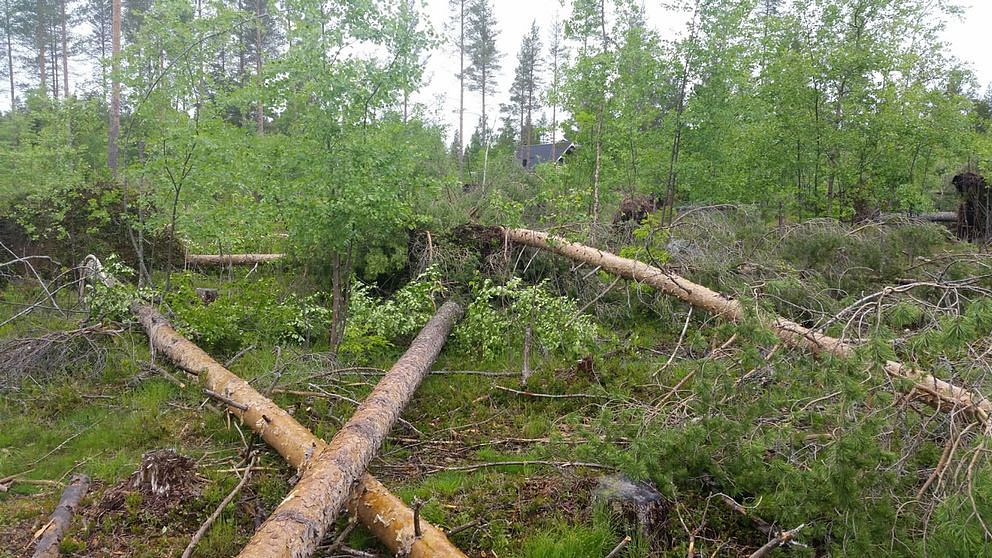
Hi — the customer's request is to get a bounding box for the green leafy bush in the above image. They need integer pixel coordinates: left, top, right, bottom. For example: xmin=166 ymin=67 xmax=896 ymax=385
xmin=163 ymin=274 xmax=331 ymax=354
xmin=342 ymin=267 xmax=447 ymax=358
xmin=453 ymin=276 xmax=598 ymax=362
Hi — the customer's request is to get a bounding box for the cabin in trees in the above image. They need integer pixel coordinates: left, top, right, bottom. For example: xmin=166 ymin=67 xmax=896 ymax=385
xmin=515 ymin=140 xmax=576 ymax=171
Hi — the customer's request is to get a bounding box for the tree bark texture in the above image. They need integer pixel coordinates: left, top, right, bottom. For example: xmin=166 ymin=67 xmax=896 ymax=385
xmin=109 ymin=0 xmax=120 ymax=176
xmin=31 ymin=474 xmax=89 ymax=558
xmin=80 ymin=255 xmax=467 ymax=558
xmin=239 ymin=301 xmax=463 ymax=558
xmin=185 ymin=253 xmax=285 ymax=266
xmin=129 ymin=301 xmax=467 ymax=558
xmin=499 ymin=227 xmax=992 ymax=423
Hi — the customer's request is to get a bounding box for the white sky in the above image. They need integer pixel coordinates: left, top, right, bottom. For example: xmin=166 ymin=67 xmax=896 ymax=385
xmin=414 ymin=0 xmax=992 ymax=140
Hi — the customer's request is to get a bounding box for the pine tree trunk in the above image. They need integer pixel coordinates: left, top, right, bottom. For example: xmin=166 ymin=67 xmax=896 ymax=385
xmin=238 ymin=301 xmax=464 ymax=558
xmin=59 ymin=0 xmax=68 ymax=98
xmin=458 ymin=0 xmax=464 ymax=177
xmin=36 ymin=0 xmax=46 ymax=93
xmin=109 ymin=0 xmax=121 ymax=176
xmin=254 ymin=0 xmax=263 ymax=133
xmin=497 ymin=227 xmax=992 ymax=422
xmin=4 ymin=0 xmax=14 ymax=107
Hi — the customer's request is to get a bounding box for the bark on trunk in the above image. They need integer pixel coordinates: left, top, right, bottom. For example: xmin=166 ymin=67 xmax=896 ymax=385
xmin=82 ymin=258 xmax=467 ymax=558
xmin=109 ymin=0 xmax=120 ymax=176
xmin=131 ymin=302 xmax=466 ymax=558
xmin=498 ymin=227 xmax=992 ymax=423
xmin=58 ymin=0 xmax=68 ymax=98
xmin=31 ymin=474 xmax=89 ymax=558
xmin=185 ymin=253 xmax=285 ymax=266
xmin=239 ymin=301 xmax=463 ymax=558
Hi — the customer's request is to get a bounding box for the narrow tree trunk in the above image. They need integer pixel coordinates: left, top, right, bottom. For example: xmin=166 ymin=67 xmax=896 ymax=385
xmin=497 ymin=227 xmax=992 ymax=422
xmin=31 ymin=474 xmax=89 ymax=558
xmin=458 ymin=0 xmax=465 ymax=177
xmin=109 ymin=0 xmax=121 ymax=176
xmin=481 ymin=65 xmax=487 ymax=147
xmin=592 ymin=104 xmax=603 ymax=224
xmin=59 ymin=0 xmax=68 ymax=98
xmin=81 ymin=258 xmax=468 ymax=558
xmin=254 ymin=0 xmax=263 ymax=133
xmin=239 ymin=301 xmax=463 ymax=558
xmin=185 ymin=253 xmax=284 ymax=266
xmin=328 ymin=250 xmax=351 ymax=356
xmin=49 ymin=18 xmax=57 ymax=96
xmin=5 ymin=0 xmax=15 ymax=107
xmin=36 ymin=0 xmax=46 ymax=93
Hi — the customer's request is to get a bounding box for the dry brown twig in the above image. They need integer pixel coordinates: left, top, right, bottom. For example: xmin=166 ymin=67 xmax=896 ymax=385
xmin=181 ymin=454 xmax=258 ymax=558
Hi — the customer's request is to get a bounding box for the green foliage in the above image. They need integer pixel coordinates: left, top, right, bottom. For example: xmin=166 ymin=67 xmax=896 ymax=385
xmin=343 ymin=266 xmax=447 ymax=358
xmin=83 ymin=256 xmax=143 ymax=323
xmin=519 ymin=508 xmax=633 ymax=558
xmin=619 ymin=212 xmax=670 ymax=266
xmin=453 ymin=276 xmax=598 ymax=361
xmin=163 ymin=274 xmax=331 ymax=354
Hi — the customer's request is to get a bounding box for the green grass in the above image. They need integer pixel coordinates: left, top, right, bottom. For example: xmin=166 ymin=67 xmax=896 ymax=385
xmin=3 ymin=221 xmax=992 ymax=557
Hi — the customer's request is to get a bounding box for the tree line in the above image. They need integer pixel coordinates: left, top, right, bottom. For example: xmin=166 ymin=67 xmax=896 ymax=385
xmin=1 ymin=0 xmax=991 ymax=350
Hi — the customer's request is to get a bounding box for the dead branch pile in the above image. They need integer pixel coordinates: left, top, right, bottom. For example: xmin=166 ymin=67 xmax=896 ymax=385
xmin=0 ymin=326 xmax=116 ymax=390
xmin=100 ymin=449 xmax=204 ymax=516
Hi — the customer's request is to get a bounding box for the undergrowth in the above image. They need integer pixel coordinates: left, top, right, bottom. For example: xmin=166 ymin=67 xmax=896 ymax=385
xmin=3 ymin=214 xmax=992 ymax=556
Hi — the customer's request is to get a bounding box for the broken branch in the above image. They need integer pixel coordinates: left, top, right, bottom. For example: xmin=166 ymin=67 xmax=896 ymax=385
xmin=30 ymin=474 xmax=89 ymax=558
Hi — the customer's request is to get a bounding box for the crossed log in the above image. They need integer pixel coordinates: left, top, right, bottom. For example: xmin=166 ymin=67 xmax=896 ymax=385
xmin=83 ymin=256 xmax=467 ymax=557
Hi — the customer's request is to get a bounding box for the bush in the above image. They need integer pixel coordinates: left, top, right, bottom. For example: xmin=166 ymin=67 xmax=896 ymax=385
xmin=453 ymin=276 xmax=599 ymax=362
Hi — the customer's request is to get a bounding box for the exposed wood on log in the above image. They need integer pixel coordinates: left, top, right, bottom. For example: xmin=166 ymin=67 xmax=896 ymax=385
xmin=185 ymin=253 xmax=285 ymax=266
xmin=748 ymin=524 xmax=805 ymax=558
xmin=498 ymin=227 xmax=992 ymax=423
xmin=31 ymin=474 xmax=89 ymax=558
xmin=239 ymin=301 xmax=463 ymax=558
xmin=917 ymin=211 xmax=958 ymax=223
xmin=81 ymin=257 xmax=467 ymax=558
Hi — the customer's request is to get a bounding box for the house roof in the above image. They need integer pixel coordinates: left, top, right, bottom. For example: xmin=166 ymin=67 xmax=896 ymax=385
xmin=515 ymin=141 xmax=575 ymax=169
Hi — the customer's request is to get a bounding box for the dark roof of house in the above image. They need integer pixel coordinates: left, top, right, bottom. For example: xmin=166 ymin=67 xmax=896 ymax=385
xmin=515 ymin=141 xmax=575 ymax=169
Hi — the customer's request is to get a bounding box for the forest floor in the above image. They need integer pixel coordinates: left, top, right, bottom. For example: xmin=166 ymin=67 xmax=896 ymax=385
xmin=3 ymin=213 xmax=992 ymax=557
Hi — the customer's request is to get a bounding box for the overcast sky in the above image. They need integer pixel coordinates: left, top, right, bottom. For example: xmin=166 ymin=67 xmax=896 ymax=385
xmin=413 ymin=0 xmax=992 ymax=140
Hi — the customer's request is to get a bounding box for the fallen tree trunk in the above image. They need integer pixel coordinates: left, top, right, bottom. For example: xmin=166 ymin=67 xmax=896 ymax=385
xmin=239 ymin=301 xmax=463 ymax=558
xmin=185 ymin=253 xmax=284 ymax=266
xmin=83 ymin=258 xmax=466 ymax=558
xmin=917 ymin=211 xmax=958 ymax=223
xmin=31 ymin=474 xmax=89 ymax=558
xmin=497 ymin=227 xmax=991 ymax=422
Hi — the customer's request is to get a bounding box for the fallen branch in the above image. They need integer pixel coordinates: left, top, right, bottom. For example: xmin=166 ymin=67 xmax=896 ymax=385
xmin=185 ymin=254 xmax=284 ymax=266
xmin=493 ymin=385 xmax=607 ymax=399
xmin=605 ymin=535 xmax=632 ymax=558
xmin=748 ymin=524 xmax=805 ymax=558
xmin=182 ymin=455 xmax=257 ymax=558
xmin=240 ymin=302 xmax=463 ymax=558
xmin=423 ymin=460 xmax=615 ymax=474
xmin=30 ymin=474 xmax=89 ymax=558
xmin=82 ymin=256 xmax=467 ymax=558
xmin=496 ymin=227 xmax=992 ymax=423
